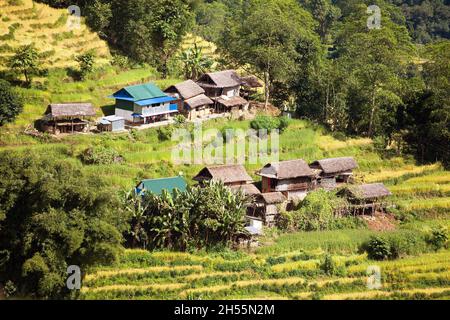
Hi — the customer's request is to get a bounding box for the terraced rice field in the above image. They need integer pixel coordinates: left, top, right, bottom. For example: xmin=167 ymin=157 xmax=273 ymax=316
xmin=0 ymin=0 xmax=111 ymax=70
xmin=79 ymin=249 xmax=450 ymax=300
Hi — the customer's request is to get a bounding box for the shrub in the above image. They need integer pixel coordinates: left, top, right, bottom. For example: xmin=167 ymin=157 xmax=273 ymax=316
xmin=111 ymin=54 xmax=130 ymax=68
xmin=288 ymin=190 xmax=348 ymax=231
xmin=364 ymin=236 xmax=391 ymax=260
xmin=80 ymin=146 xmax=122 ymax=165
xmin=157 ymin=125 xmax=174 ymax=142
xmin=427 ymin=227 xmax=448 ymax=251
xmin=76 ymin=52 xmax=95 ymax=80
xmin=266 ymin=256 xmax=287 ymax=266
xmin=173 ymin=114 xmax=186 ymax=125
xmin=250 ymin=115 xmax=290 ymax=132
xmin=362 ymin=231 xmax=428 ymax=260
xmin=0 ymin=80 xmax=23 ymax=126
xmin=320 ymin=254 xmax=336 ymax=275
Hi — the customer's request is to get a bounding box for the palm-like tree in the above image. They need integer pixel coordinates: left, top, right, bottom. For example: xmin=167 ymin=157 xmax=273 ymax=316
xmin=179 ymin=43 xmax=213 ymax=80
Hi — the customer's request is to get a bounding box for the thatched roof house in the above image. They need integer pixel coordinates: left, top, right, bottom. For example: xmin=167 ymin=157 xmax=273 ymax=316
xmin=45 ymin=103 xmax=96 ymax=118
xmin=258 ymin=159 xmax=315 ymax=179
xmin=165 ymin=79 xmax=205 ymax=99
xmin=337 ymin=183 xmax=392 ymax=215
xmin=229 ymin=183 xmax=261 ymax=196
xmin=41 ymin=103 xmax=96 ymax=134
xmin=164 ymin=80 xmax=213 ymax=120
xmin=257 ymin=159 xmax=316 ymax=200
xmin=197 ymin=70 xmax=243 ymax=89
xmin=193 ymin=164 xmax=253 ymax=186
xmin=310 ymin=157 xmax=358 ymax=175
xmin=340 ymin=183 xmax=392 ymax=201
xmin=256 ymin=192 xmax=286 ymax=204
xmin=310 ymin=157 xmax=358 ymax=188
xmin=249 ymin=192 xmax=287 ymax=227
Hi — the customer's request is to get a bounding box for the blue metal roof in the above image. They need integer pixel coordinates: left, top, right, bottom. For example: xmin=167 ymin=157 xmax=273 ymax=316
xmin=135 ymin=96 xmax=176 ymax=106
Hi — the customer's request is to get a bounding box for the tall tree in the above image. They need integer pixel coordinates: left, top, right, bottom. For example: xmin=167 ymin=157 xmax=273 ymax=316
xmin=8 ymin=44 xmax=40 ymax=86
xmin=219 ymin=0 xmax=321 ymax=108
xmin=109 ymin=0 xmax=195 ymax=78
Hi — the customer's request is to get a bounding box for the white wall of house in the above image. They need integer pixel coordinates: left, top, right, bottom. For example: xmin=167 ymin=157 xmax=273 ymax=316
xmin=139 ymin=102 xmax=171 ymax=116
xmin=223 ymin=85 xmax=240 ymax=97
xmin=115 ymin=108 xmax=134 ymax=122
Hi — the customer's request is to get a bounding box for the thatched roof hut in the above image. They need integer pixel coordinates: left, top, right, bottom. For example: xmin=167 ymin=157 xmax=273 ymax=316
xmin=165 ymin=80 xmax=205 ymax=100
xmin=257 ymin=159 xmax=315 ymax=179
xmin=193 ymin=164 xmax=253 ymax=185
xmin=197 ymin=70 xmax=242 ymax=89
xmin=185 ymin=94 xmax=214 ymax=109
xmin=310 ymin=157 xmax=358 ymax=175
xmin=215 ymin=96 xmax=248 ymax=108
xmin=340 ymin=183 xmax=392 ymax=201
xmin=256 ymin=192 xmax=286 ymax=204
xmin=230 ymin=183 xmax=261 ymax=196
xmin=45 ymin=103 xmax=96 ymax=119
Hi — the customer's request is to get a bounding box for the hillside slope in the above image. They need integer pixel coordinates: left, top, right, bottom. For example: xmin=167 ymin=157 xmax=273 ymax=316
xmin=0 ymin=0 xmax=110 ymax=70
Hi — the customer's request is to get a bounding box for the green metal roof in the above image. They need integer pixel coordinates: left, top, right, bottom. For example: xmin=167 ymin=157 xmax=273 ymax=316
xmin=124 ymin=83 xmax=167 ymax=101
xmin=137 ymin=176 xmax=187 ymax=195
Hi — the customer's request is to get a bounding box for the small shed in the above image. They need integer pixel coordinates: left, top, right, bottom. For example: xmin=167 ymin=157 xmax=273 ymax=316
xmin=310 ymin=157 xmax=358 ymax=189
xmin=249 ymin=192 xmax=287 ymax=226
xmin=229 ymin=183 xmax=261 ymax=197
xmin=193 ymin=164 xmax=253 ymax=187
xmin=135 ymin=176 xmax=187 ymax=196
xmin=337 ymin=183 xmax=392 ymax=215
xmin=98 ymin=115 xmax=125 ymax=132
xmin=41 ymin=103 xmax=96 ymax=134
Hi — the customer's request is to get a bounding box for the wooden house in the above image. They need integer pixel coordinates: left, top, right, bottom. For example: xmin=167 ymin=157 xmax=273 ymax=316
xmin=41 ymin=103 xmax=96 ymax=134
xmin=164 ymin=80 xmax=214 ymax=120
xmin=193 ymin=164 xmax=254 ymax=188
xmin=309 ymin=157 xmax=358 ymax=190
xmin=196 ymin=70 xmax=249 ymax=113
xmin=135 ymin=176 xmax=187 ymax=196
xmin=257 ymin=159 xmax=316 ymax=202
xmin=98 ymin=115 xmax=125 ymax=132
xmin=110 ymin=83 xmax=178 ymax=125
xmin=249 ymin=192 xmax=287 ymax=226
xmin=337 ymin=183 xmax=392 ymax=215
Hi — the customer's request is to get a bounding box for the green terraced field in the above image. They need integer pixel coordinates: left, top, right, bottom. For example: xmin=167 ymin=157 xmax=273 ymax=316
xmin=79 ymin=249 xmax=450 ymax=300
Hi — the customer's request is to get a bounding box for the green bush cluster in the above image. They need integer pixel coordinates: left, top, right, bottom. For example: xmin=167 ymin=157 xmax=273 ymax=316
xmin=277 ymin=189 xmax=356 ymax=232
xmin=250 ymin=115 xmax=291 ymax=133
xmin=362 ymin=230 xmax=429 ymax=260
xmin=80 ymin=146 xmax=122 ymax=165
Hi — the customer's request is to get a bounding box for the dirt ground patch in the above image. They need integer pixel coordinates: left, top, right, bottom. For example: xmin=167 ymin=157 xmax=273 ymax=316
xmin=363 ymin=212 xmax=397 ymax=231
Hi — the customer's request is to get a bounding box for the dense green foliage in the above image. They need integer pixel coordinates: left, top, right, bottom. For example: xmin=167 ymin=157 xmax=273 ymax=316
xmin=0 ymin=80 xmax=23 ymax=126
xmin=0 ymin=152 xmax=129 ymax=298
xmin=250 ymin=115 xmax=291 ymax=133
xmin=278 ymin=190 xmax=362 ymax=232
xmin=125 ymin=181 xmax=248 ymax=251
xmin=8 ymin=44 xmax=40 ymax=86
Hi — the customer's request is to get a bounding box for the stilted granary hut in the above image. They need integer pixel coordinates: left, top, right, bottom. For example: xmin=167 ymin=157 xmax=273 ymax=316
xmin=41 ymin=103 xmax=96 ymax=134
xmin=257 ymin=159 xmax=316 ymax=202
xmin=310 ymin=157 xmax=358 ymax=190
xmin=337 ymin=183 xmax=392 ymax=215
